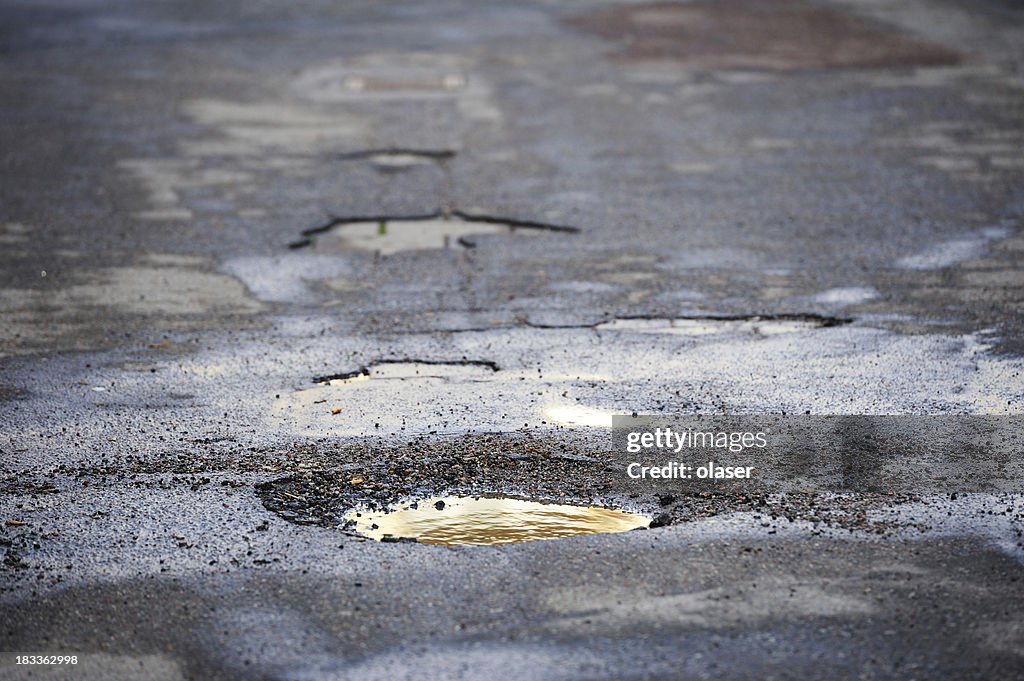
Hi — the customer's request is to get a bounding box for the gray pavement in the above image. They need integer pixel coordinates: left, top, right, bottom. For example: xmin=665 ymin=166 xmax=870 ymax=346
xmin=1 ymin=0 xmax=1024 ymax=679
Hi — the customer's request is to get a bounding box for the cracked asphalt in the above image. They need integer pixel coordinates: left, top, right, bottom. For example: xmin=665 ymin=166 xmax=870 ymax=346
xmin=2 ymin=0 xmax=1024 ymax=679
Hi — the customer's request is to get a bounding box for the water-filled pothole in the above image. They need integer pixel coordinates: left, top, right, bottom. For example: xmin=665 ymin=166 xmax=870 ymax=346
xmin=292 ymin=212 xmax=579 ymax=253
xmin=315 ymin=218 xmax=510 ymax=255
xmin=345 ymin=496 xmax=650 ymax=545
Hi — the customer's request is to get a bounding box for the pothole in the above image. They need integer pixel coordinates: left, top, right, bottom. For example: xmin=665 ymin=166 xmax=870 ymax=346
xmin=255 ymin=434 xmax=931 ymax=538
xmin=316 ymin=218 xmax=512 ymax=255
xmin=344 ymin=495 xmax=650 ymax=545
xmin=290 ymin=212 xmax=578 ymax=253
xmin=595 ymin=314 xmax=849 ymax=336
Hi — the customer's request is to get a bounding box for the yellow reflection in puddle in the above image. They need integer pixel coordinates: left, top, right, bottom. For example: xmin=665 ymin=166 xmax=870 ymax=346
xmin=317 ymin=219 xmax=523 ymax=255
xmin=345 ymin=496 xmax=649 ymax=545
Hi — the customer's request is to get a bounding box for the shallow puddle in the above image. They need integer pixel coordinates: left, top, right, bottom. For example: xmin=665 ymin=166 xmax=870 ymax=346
xmin=314 ymin=218 xmax=531 ymax=255
xmin=345 ymin=496 xmax=650 ymax=545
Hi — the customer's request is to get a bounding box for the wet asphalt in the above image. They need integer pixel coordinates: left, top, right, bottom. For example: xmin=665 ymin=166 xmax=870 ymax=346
xmin=2 ymin=0 xmax=1024 ymax=679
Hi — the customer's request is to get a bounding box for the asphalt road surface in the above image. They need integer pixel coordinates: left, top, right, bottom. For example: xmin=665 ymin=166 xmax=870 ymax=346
xmin=2 ymin=1 xmax=1024 ymax=679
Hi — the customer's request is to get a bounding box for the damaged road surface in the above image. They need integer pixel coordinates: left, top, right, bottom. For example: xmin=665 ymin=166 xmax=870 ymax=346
xmin=2 ymin=0 xmax=1024 ymax=679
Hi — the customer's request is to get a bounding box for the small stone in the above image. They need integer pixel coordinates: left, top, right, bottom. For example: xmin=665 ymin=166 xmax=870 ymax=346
xmin=649 ymin=513 xmax=672 ymax=529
